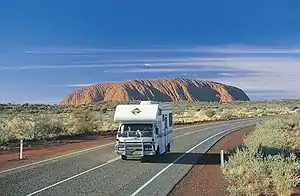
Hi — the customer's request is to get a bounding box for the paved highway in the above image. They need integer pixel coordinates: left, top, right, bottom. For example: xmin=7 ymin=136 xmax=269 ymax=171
xmin=0 ymin=118 xmax=261 ymax=196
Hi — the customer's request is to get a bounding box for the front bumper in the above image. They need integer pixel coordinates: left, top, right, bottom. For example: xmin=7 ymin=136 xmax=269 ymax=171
xmin=115 ymin=141 xmax=155 ymax=156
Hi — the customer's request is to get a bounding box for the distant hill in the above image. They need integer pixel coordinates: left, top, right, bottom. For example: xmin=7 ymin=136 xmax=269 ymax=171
xmin=59 ymin=77 xmax=250 ymax=106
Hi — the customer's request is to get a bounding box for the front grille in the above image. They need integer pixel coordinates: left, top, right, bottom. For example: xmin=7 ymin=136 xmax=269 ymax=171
xmin=117 ymin=142 xmax=153 ymax=151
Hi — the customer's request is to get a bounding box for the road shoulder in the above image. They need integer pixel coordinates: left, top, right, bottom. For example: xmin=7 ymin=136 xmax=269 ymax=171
xmin=0 ymin=118 xmax=257 ymax=172
xmin=0 ymin=136 xmax=115 ymax=170
xmin=168 ymin=125 xmax=255 ymax=196
xmin=0 ymin=120 xmax=238 ymax=170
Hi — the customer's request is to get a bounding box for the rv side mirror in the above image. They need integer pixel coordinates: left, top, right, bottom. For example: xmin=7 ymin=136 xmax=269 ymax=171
xmin=155 ymin=128 xmax=158 ymax=135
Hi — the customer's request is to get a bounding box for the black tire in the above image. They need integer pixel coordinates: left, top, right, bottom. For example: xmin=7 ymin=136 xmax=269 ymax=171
xmin=141 ymin=156 xmax=150 ymax=162
xmin=156 ymin=146 xmax=160 ymax=155
xmin=121 ymin=155 xmax=127 ymax=160
xmin=167 ymin=143 xmax=171 ymax=152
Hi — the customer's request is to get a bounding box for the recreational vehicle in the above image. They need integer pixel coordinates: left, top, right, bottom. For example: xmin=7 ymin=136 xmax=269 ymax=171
xmin=113 ymin=101 xmax=173 ymax=160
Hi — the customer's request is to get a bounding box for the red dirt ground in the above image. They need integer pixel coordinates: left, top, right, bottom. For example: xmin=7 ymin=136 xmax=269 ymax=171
xmin=169 ymin=125 xmax=300 ymax=196
xmin=2 ymin=119 xmax=298 ymax=195
xmin=0 ymin=122 xmax=227 ymax=168
xmin=0 ymin=135 xmax=115 ymax=169
xmin=0 ymin=123 xmax=203 ymax=169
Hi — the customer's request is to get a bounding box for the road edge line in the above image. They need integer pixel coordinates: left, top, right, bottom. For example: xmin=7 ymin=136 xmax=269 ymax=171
xmin=22 ymin=124 xmax=235 ymax=195
xmin=129 ymin=122 xmax=258 ymax=196
xmin=167 ymin=124 xmax=256 ymax=195
xmin=0 ymin=125 xmax=209 ymax=174
xmin=0 ymin=119 xmax=251 ymax=174
xmin=0 ymin=141 xmax=116 ymax=174
xmin=25 ymin=156 xmax=121 ymax=196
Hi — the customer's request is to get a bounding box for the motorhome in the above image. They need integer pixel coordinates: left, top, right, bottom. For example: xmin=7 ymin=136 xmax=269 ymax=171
xmin=113 ymin=101 xmax=173 ymax=160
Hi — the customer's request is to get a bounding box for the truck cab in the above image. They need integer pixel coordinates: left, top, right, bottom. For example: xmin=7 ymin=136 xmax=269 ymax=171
xmin=114 ymin=101 xmax=173 ymax=160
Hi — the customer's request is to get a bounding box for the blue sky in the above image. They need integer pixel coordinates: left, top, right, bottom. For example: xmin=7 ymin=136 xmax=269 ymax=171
xmin=1 ymin=0 xmax=300 ymax=103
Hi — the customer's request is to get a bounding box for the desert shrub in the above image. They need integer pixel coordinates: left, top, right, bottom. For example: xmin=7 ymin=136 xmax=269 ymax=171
xmin=1 ymin=100 xmax=300 ymax=145
xmin=33 ymin=115 xmax=66 ymax=140
xmin=223 ymin=149 xmax=300 ymax=196
xmin=220 ymin=111 xmax=233 ymax=120
xmin=63 ymin=111 xmax=98 ymax=135
xmin=290 ymin=106 xmax=298 ymax=111
xmin=223 ymin=113 xmax=300 ymax=196
xmin=204 ymin=109 xmax=216 ymax=118
xmin=5 ymin=116 xmax=35 ymax=140
xmin=244 ymin=116 xmax=300 ymax=156
xmin=265 ymin=154 xmax=300 ymax=196
xmin=0 ymin=119 xmax=10 ymax=145
xmin=101 ymin=107 xmax=108 ymax=113
xmin=223 ymin=149 xmax=270 ymax=196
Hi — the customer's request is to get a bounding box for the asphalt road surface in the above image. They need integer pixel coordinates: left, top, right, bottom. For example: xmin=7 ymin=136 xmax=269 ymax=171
xmin=0 ymin=118 xmax=261 ymax=196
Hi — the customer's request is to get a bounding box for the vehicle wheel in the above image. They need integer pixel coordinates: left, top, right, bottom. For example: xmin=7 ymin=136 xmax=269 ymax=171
xmin=121 ymin=155 xmax=127 ymax=160
xmin=167 ymin=143 xmax=170 ymax=152
xmin=141 ymin=156 xmax=150 ymax=162
xmin=156 ymin=146 xmax=160 ymax=155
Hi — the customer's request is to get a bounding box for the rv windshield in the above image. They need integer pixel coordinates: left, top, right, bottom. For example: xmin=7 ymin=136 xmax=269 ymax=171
xmin=117 ymin=124 xmax=153 ymax=137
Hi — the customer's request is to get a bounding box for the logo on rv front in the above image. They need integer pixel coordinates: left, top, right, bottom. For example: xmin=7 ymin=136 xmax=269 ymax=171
xmin=131 ymin=108 xmax=141 ymax=115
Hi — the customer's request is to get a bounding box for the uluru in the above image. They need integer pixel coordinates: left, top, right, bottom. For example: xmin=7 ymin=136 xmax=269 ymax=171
xmin=59 ymin=77 xmax=250 ymax=106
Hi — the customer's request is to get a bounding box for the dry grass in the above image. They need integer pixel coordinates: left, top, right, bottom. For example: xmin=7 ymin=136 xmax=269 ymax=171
xmin=222 ymin=111 xmax=300 ymax=196
xmin=0 ymin=99 xmax=299 ymax=145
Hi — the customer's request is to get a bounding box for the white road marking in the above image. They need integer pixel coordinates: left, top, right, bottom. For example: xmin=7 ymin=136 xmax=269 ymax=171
xmin=174 ymin=126 xmax=214 ymax=138
xmin=25 ymin=156 xmax=121 ymax=196
xmin=0 ymin=126 xmax=198 ymax=174
xmin=174 ymin=124 xmax=227 ymax=138
xmin=22 ymin=125 xmax=227 ymax=195
xmin=0 ymin=120 xmax=246 ymax=174
xmin=0 ymin=119 xmax=253 ymax=175
xmin=173 ymin=118 xmax=253 ymax=130
xmin=23 ymin=121 xmax=257 ymax=196
xmin=129 ymin=127 xmax=238 ymax=196
xmin=0 ymin=141 xmax=116 ymax=174
xmin=173 ymin=119 xmax=255 ymax=139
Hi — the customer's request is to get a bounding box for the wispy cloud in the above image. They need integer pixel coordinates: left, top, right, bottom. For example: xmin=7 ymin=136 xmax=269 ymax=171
xmin=10 ymin=44 xmax=300 ymax=100
xmin=196 ymin=45 xmax=300 ymax=54
xmin=51 ymin=84 xmax=94 ymax=87
xmin=0 ymin=64 xmax=134 ymax=70
xmin=103 ymin=53 xmax=300 ymax=99
xmin=5 ymin=57 xmax=295 ymax=74
xmin=217 ymin=73 xmax=236 ymax=76
xmin=0 ymin=57 xmax=245 ymax=71
xmin=23 ymin=45 xmax=300 ymax=54
xmin=0 ymin=57 xmax=230 ymax=70
xmin=103 ymin=66 xmax=232 ymax=73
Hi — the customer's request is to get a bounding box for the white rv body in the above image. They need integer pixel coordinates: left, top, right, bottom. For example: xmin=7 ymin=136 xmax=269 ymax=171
xmin=113 ymin=101 xmax=173 ymax=160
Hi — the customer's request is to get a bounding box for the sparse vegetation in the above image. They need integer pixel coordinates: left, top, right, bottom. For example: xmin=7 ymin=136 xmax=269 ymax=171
xmin=0 ymin=99 xmax=299 ymax=146
xmin=204 ymin=109 xmax=216 ymax=118
xmin=222 ymin=110 xmax=300 ymax=196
